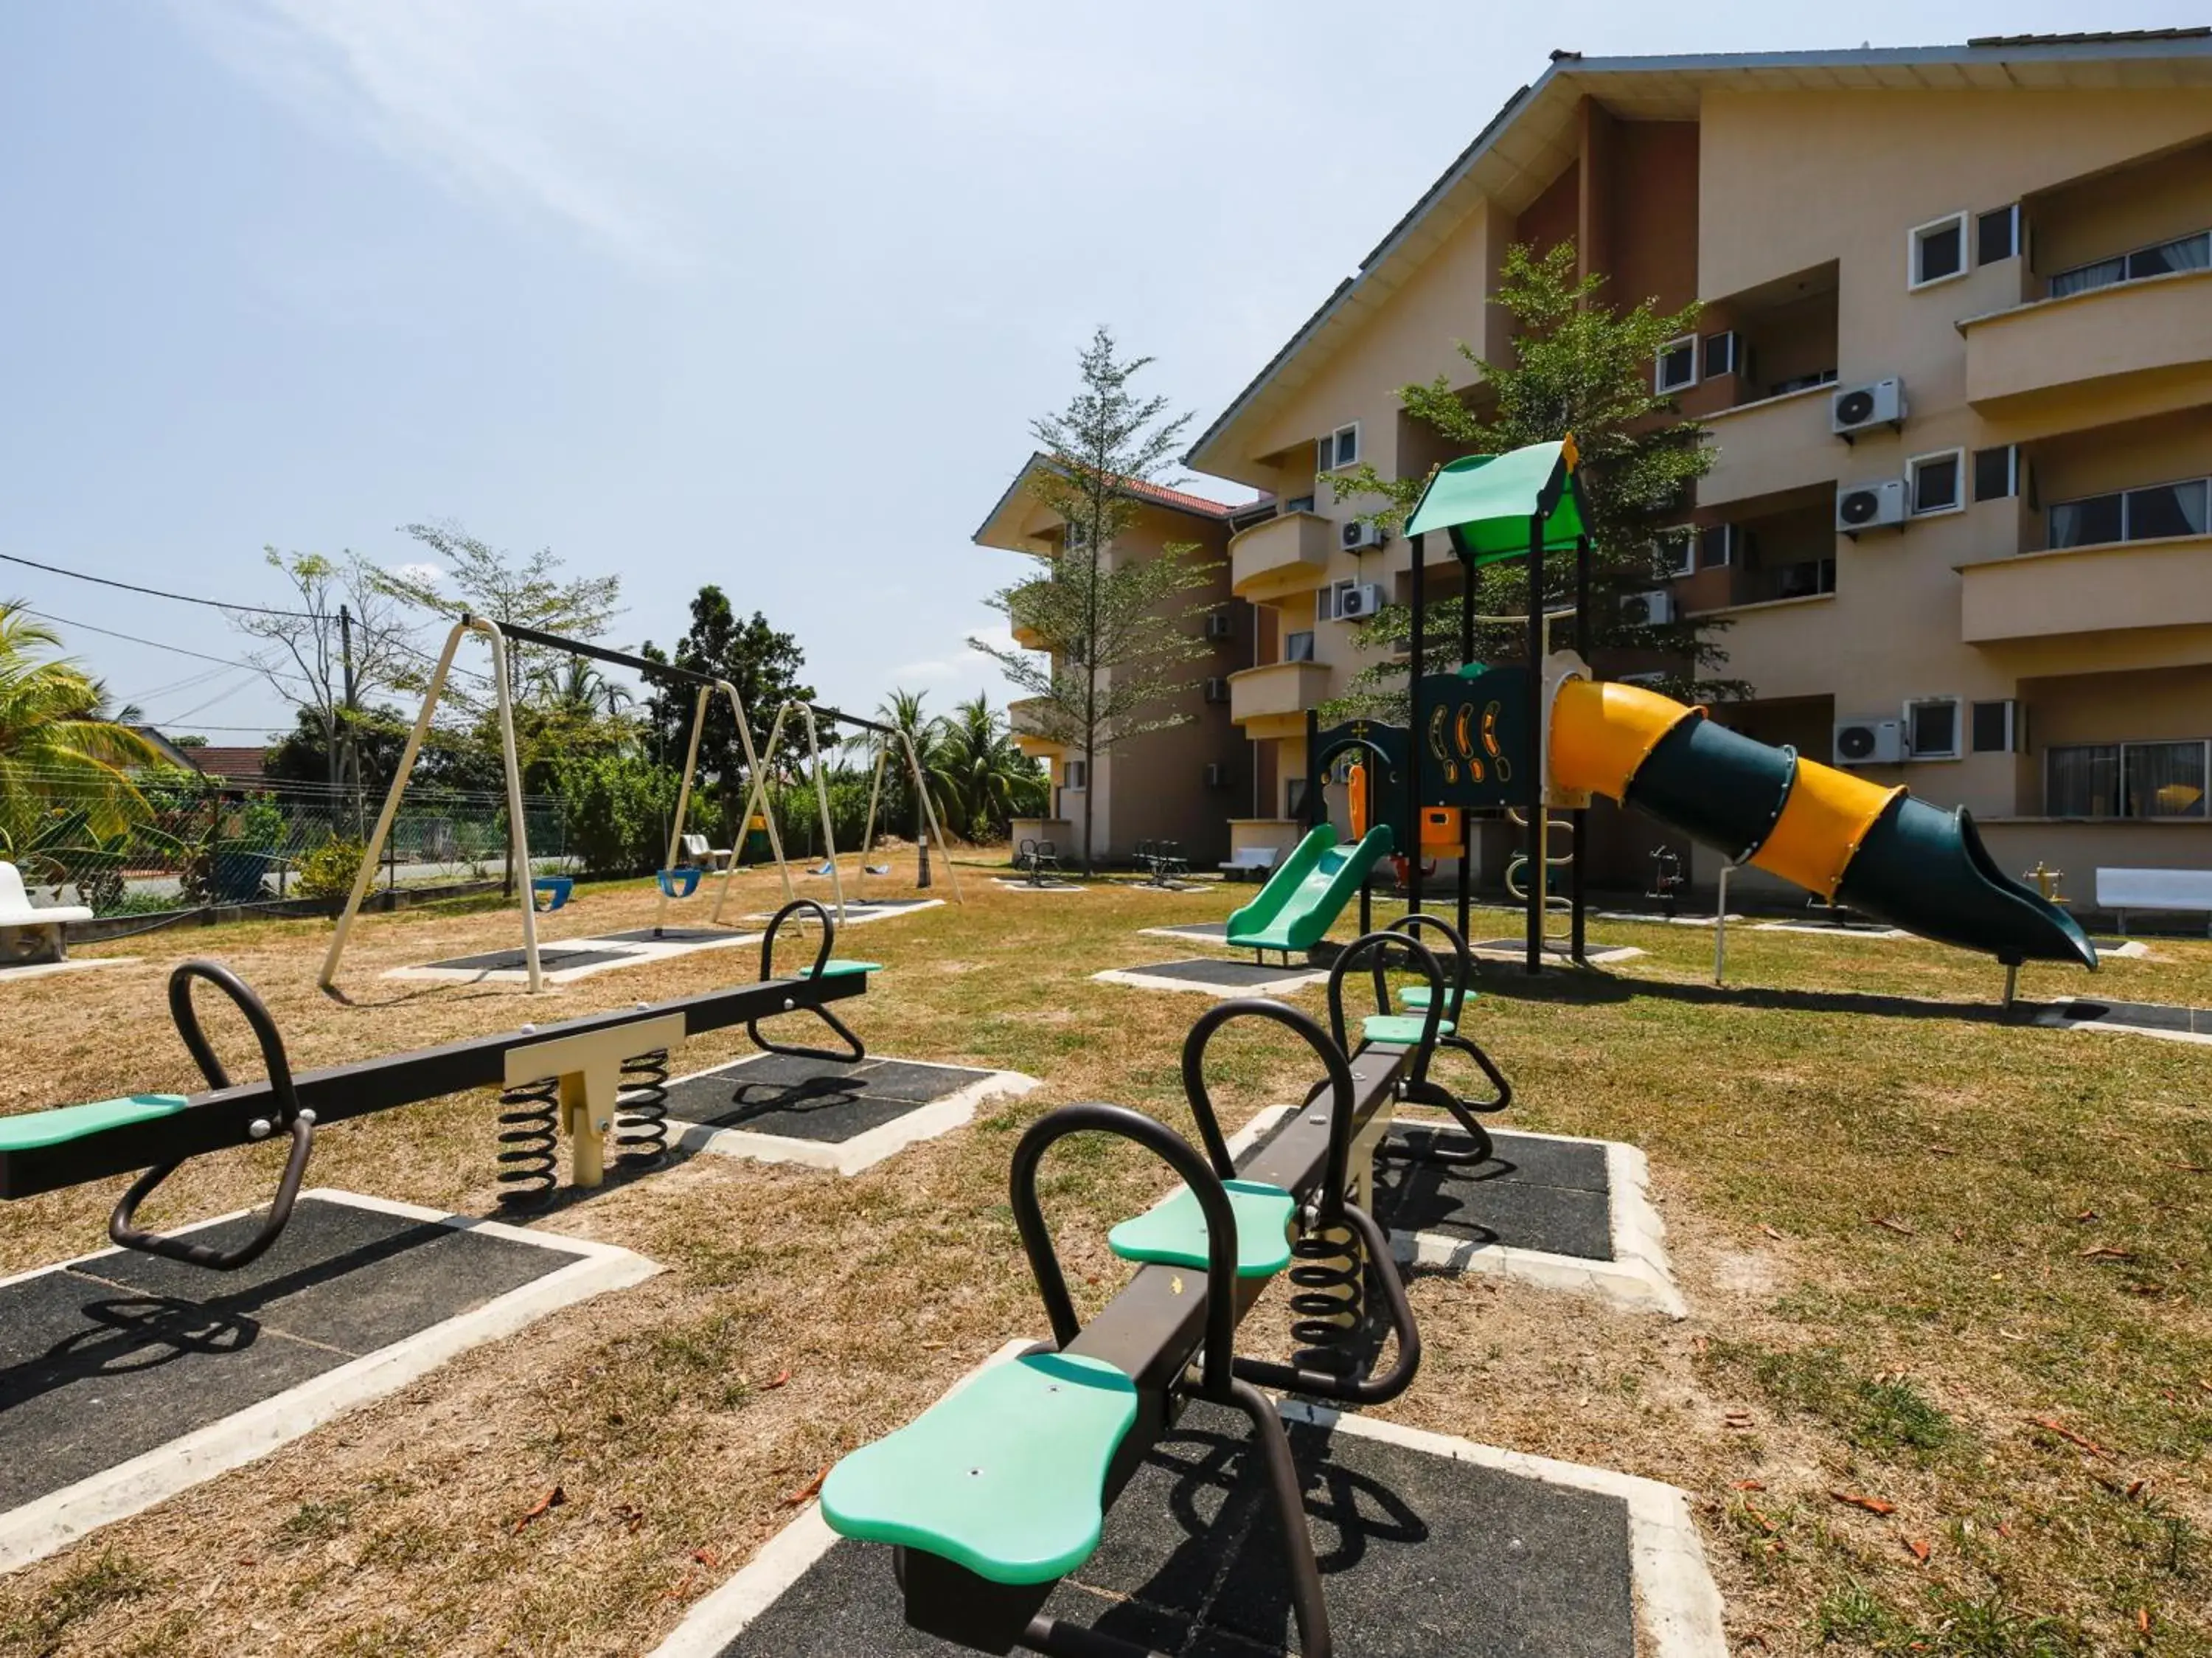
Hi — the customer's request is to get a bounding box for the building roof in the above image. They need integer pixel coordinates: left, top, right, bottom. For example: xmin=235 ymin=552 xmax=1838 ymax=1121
xmin=1184 ymin=33 xmax=2212 ymax=481
xmin=970 ymin=451 xmax=1263 ymax=552
xmin=182 ymin=746 xmax=271 ymax=785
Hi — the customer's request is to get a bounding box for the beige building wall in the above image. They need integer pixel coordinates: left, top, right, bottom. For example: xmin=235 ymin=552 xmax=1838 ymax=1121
xmin=1185 ymin=44 xmax=2212 ymax=903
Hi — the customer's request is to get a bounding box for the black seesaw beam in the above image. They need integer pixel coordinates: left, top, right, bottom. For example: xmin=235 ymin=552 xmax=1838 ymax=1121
xmin=0 ymin=973 xmax=863 ymax=1201
xmin=898 ymin=1039 xmax=1413 ymax=1645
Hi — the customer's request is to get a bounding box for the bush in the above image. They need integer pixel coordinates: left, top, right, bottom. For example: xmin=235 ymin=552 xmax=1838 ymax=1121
xmin=553 ymin=755 xmax=684 ymax=876
xmin=295 ymin=838 xmax=368 ymax=901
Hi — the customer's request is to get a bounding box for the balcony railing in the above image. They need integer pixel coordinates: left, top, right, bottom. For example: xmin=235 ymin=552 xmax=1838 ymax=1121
xmin=1961 ymin=267 xmax=2212 ymax=414
xmin=1227 ymin=660 xmax=1330 ymax=732
xmin=1228 ymin=512 xmax=1332 ymax=601
xmin=1007 ymin=696 xmax=1065 ymax=754
xmin=1959 ymin=533 xmax=2212 ymax=643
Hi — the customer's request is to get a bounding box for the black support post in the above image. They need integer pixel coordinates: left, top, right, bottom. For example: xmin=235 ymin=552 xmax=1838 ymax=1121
xmin=1571 ymin=530 xmax=1590 ymax=965
xmin=1457 ymin=554 xmax=1473 ymax=943
xmin=1524 ymin=516 xmax=1544 ymax=975
xmin=1406 ymin=532 xmax=1425 ymax=918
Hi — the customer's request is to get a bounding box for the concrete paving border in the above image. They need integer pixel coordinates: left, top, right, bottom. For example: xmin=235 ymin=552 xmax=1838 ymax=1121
xmin=0 ymin=956 xmax=139 ymax=987
xmin=1093 ymin=962 xmax=1329 ymax=997
xmin=0 ymin=1189 xmax=655 ymax=1575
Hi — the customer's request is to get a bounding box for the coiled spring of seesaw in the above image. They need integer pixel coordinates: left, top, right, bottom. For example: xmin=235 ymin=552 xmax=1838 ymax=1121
xmin=1285 ymin=1218 xmax=1366 ymax=1381
xmin=616 ymin=1049 xmax=671 ymax=1165
xmin=495 ymin=1075 xmax=560 ymax=1207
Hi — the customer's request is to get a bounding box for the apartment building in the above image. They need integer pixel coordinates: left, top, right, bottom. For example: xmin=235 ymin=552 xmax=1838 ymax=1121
xmin=1178 ymin=31 xmax=2212 ymax=898
xmin=971 ymin=455 xmax=1259 ymax=865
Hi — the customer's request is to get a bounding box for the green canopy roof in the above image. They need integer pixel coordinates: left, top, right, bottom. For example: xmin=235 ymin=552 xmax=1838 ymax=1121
xmin=1402 ymin=437 xmax=1587 ymax=566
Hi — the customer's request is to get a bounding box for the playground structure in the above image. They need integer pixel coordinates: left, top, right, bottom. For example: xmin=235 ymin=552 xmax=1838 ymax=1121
xmin=714 ymin=699 xmax=962 ymax=929
xmin=4 ymin=902 xmax=874 ymax=1243
xmin=1225 ymin=436 xmax=2096 ymax=982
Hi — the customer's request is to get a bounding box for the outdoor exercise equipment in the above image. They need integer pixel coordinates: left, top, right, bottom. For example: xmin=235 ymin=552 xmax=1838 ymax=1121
xmin=1378 ymin=435 xmax=2096 ymax=976
xmin=1131 ymin=839 xmax=1191 ymax=888
xmin=321 ymin=616 xmax=785 ymax=993
xmin=720 ymin=701 xmax=963 ymax=927
xmin=818 ymin=999 xmax=1426 ymax=1658
xmin=1015 ymin=837 xmax=1064 ymax=887
xmin=1 ymin=906 xmax=874 ymax=1241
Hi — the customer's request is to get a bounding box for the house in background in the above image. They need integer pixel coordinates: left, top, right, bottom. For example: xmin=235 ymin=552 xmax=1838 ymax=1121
xmin=971 ymin=455 xmax=1262 ymax=866
xmin=1174 ymin=30 xmax=2212 ymax=896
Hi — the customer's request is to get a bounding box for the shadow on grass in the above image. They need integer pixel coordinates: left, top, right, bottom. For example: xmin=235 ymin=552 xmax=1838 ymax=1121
xmin=1455 ymin=965 xmax=2045 ymax=1026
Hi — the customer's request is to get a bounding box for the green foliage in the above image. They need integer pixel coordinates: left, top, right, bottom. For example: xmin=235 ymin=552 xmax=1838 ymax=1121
xmin=937 ymin=695 xmax=1048 ymax=837
xmin=551 ymin=753 xmax=684 ymax=876
xmin=970 ymin=327 xmax=1220 ymax=870
xmin=1326 ymin=241 xmax=1748 ymax=715
xmin=639 ymin=586 xmax=817 ymax=828
xmin=296 ymin=837 xmax=369 ymax=900
xmin=0 ymin=603 xmax=164 ymax=844
xmin=1725 ymin=1342 xmax=1958 ymax=1455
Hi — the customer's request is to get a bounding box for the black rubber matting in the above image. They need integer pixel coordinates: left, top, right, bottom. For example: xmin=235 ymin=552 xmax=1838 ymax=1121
xmin=418 ymin=946 xmax=633 ymax=973
xmin=594 ymin=927 xmax=743 ymax=945
xmin=0 ymin=1198 xmax=568 ymax=1513
xmin=664 ymin=1053 xmax=992 ymax=1144
xmin=2033 ymin=998 xmax=2212 ymax=1036
xmin=1124 ymin=959 xmax=1317 ymax=988
xmin=715 ymin=1398 xmax=1635 ymax=1657
xmin=1370 ymin=1127 xmax=1614 ymax=1261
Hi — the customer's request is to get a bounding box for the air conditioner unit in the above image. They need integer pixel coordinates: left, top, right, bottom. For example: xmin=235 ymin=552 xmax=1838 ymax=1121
xmin=1203 ymin=762 xmax=1229 ymax=788
xmin=1333 ymin=582 xmax=1386 ymax=621
xmin=1833 ymin=718 xmax=1905 ymax=766
xmin=1620 ymin=589 xmax=1676 ymax=626
xmin=1203 ymin=677 xmax=1230 ymax=704
xmin=1832 ymin=377 xmax=1906 ymax=441
xmin=1837 ymin=479 xmax=1907 ymax=535
xmin=1340 ymin=520 xmax=1389 ymax=552
xmin=1203 ymin=611 xmax=1234 ymax=640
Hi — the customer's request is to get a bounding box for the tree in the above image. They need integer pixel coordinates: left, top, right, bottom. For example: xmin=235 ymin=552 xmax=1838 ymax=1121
xmin=970 ymin=327 xmax=1220 ymax=872
xmin=0 ymin=603 xmax=164 ymax=849
xmin=938 ymin=695 xmax=1046 ymax=839
xmin=263 ymin=702 xmax=419 ymax=795
xmin=638 ymin=586 xmax=817 ymax=833
xmin=868 ymin=688 xmax=960 ymax=842
xmin=227 ymin=549 xmax=419 ymax=816
xmin=1326 ymin=242 xmax=1746 ymax=712
xmin=380 ymin=520 xmax=624 ymax=711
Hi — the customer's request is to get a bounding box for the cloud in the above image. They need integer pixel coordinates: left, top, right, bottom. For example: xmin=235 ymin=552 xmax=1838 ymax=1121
xmin=386 ymin=561 xmax=445 ymax=586
xmin=888 ymin=624 xmax=1026 ymax=689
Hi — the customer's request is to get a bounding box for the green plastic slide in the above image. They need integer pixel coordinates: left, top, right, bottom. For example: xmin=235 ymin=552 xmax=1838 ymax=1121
xmin=1225 ymin=824 xmax=1395 ymax=954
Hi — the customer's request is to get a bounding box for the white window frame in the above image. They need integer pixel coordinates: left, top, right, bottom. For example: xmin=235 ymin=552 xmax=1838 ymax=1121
xmin=1700 ymin=524 xmax=1739 ymax=569
xmin=1062 ymin=758 xmax=1088 ymax=791
xmin=1317 ymin=423 xmax=1360 ymax=474
xmin=1907 ymin=211 xmax=1970 ymax=291
xmin=1653 ymin=335 xmax=1698 ymax=395
xmin=1652 ymin=526 xmax=1696 ymax=580
xmin=1902 ymin=696 xmax=1964 ymax=761
xmin=1906 ymin=448 xmax=1967 ymax=518
xmin=1283 ymin=629 xmax=1316 ymax=663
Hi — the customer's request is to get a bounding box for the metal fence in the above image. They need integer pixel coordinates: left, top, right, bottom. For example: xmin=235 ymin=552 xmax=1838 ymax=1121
xmin=0 ymin=768 xmax=568 ymax=920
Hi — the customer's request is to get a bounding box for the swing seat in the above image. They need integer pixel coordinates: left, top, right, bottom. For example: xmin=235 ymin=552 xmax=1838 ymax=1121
xmin=1107 ymin=1178 xmax=1297 ymax=1278
xmin=1361 ymin=1013 xmax=1455 ymax=1045
xmin=531 ymin=876 xmax=574 ymax=913
xmin=656 ymin=868 xmax=703 ymax=900
xmin=820 ymin=1351 xmax=1137 ymax=1586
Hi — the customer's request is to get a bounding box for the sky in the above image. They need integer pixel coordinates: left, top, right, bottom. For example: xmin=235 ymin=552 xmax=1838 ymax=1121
xmin=1 ymin=1 xmax=2202 ymax=743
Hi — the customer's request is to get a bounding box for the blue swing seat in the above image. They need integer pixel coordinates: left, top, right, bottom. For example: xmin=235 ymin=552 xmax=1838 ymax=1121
xmin=656 ymin=867 xmax=703 ymax=899
xmin=531 ymin=876 xmax=574 ymax=912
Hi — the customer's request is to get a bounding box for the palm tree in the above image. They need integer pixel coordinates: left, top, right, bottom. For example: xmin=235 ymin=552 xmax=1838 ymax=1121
xmin=939 ymin=696 xmax=1046 ymax=839
xmin=0 ymin=603 xmax=164 ymax=850
xmin=538 ymin=656 xmax=632 ymax=718
xmin=869 ymin=689 xmax=961 ymax=841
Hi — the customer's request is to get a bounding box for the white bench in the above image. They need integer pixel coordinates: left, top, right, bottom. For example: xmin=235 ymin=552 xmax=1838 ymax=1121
xmin=0 ymin=861 xmax=93 ymax=967
xmin=2096 ymin=866 xmax=2212 ymax=936
xmin=678 ymin=832 xmax=731 ymax=873
xmin=1217 ymin=847 xmax=1281 ymax=883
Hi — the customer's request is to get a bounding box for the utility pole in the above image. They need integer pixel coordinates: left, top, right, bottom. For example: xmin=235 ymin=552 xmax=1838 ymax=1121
xmin=338 ymin=602 xmax=364 ymax=839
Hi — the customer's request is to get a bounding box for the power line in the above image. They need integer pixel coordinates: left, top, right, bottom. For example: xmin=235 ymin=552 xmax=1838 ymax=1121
xmin=19 ymin=605 xmax=310 ymax=685
xmin=0 ymin=551 xmax=318 ymax=618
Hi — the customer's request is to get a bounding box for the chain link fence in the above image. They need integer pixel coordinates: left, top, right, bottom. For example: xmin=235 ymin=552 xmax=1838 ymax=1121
xmin=1 ymin=768 xmax=570 ymax=922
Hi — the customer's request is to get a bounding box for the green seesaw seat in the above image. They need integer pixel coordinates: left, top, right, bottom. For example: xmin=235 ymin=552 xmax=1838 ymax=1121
xmin=0 ymin=1095 xmax=187 ymax=1154
xmin=812 ymin=960 xmax=880 ymax=978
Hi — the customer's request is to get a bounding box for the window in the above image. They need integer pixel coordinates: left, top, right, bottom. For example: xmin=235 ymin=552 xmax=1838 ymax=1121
xmin=1702 ymin=331 xmax=1739 ymax=378
xmin=1909 ymin=212 xmax=1968 ymax=289
xmin=1770 ymin=367 xmax=1838 ymax=398
xmin=1700 ymin=524 xmax=1739 ymax=568
xmin=1317 ymin=423 xmax=1360 ymax=473
xmin=1905 ymin=697 xmax=1961 ymax=760
xmin=1286 ymin=494 xmax=1316 ymax=513
xmin=1977 ymin=204 xmax=2020 ymax=266
xmin=1907 ymin=449 xmax=1964 ymax=517
xmin=1284 ymin=630 xmax=1315 ymax=663
xmin=1971 ymin=700 xmax=2019 ymax=754
xmin=2049 ymin=475 xmax=2211 ymax=549
xmin=1973 ymin=445 xmax=2018 ymax=503
xmin=1062 ymin=759 xmax=1088 ymax=791
xmin=2048 ymin=229 xmax=2210 ymax=298
xmin=1285 ymin=777 xmax=1310 ymax=819
xmin=1653 ymin=336 xmax=1697 ymax=395
xmin=1771 ymin=558 xmax=1836 ymax=600
xmin=1062 ymin=519 xmax=1088 ymax=551
xmin=2047 ymin=740 xmax=2209 ymax=819
xmin=1652 ymin=527 xmax=1696 ymax=579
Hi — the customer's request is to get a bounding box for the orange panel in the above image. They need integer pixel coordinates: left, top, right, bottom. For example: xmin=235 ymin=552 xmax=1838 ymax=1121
xmin=1751 ymin=760 xmax=1903 ymax=898
xmin=1548 ymin=679 xmax=1700 ymax=802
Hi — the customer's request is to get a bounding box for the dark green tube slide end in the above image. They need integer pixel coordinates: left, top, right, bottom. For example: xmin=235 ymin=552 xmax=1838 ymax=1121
xmin=1834 ymin=797 xmax=2098 ymax=969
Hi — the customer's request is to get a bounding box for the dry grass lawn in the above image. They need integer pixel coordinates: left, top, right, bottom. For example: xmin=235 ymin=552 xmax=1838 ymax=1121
xmin=0 ymin=862 xmax=2205 ymax=1657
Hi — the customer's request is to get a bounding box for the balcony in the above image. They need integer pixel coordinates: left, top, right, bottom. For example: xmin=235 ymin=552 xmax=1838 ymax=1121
xmin=1697 ymin=381 xmax=1836 ymax=506
xmin=1961 ymin=268 xmax=2212 ymax=418
xmin=1959 ymin=533 xmax=2212 ymax=644
xmin=1007 ymin=696 xmax=1065 ymax=756
xmin=1228 ymin=660 xmax=1329 ymax=739
xmin=1229 ymin=512 xmax=1332 ymax=602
